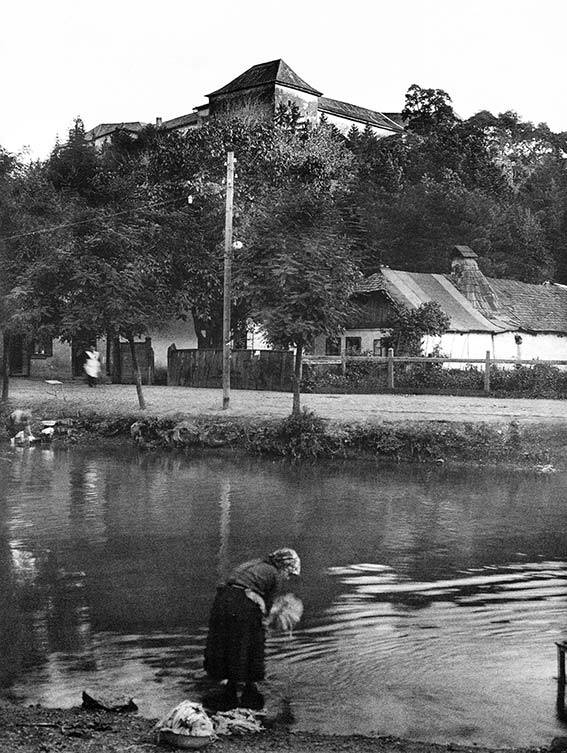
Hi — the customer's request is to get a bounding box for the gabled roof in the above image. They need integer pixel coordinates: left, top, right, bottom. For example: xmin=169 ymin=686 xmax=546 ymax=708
xmin=85 ymin=122 xmax=146 ymax=141
xmin=319 ymin=97 xmax=404 ymax=132
xmin=162 ymin=112 xmax=199 ymax=130
xmin=358 ymin=267 xmax=567 ymax=334
xmin=357 ymin=269 xmax=504 ymax=333
xmin=484 ymin=277 xmax=567 ymax=332
xmin=207 ymin=59 xmax=322 ymax=98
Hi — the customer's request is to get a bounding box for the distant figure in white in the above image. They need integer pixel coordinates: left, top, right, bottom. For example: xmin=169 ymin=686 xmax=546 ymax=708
xmin=84 ymin=346 xmax=102 ymax=387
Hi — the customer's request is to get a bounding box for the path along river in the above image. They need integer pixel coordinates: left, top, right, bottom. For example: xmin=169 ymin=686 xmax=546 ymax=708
xmin=0 ymin=444 xmax=566 ymax=747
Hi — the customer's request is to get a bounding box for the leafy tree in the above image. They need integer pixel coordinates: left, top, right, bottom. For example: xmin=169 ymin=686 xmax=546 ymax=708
xmin=46 ymin=118 xmax=100 ymax=202
xmin=139 ymin=113 xmax=355 ymax=351
xmin=0 ymin=151 xmax=69 ymax=401
xmin=401 ymin=84 xmax=456 ymax=135
xmin=376 ymin=173 xmax=494 ymax=272
xmin=39 ymin=124 xmax=195 ymax=408
xmin=385 ymin=301 xmax=450 ymax=355
xmin=482 ymin=203 xmax=553 ymax=282
xmin=243 ymin=187 xmax=360 ymax=415
xmin=0 ymin=146 xmax=19 ymax=400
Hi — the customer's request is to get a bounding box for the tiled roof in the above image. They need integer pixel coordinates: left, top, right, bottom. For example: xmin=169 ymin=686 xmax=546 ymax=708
xmin=319 ymin=97 xmax=404 ymax=132
xmin=450 ymin=266 xmax=504 ymax=322
xmin=357 ymin=269 xmax=502 ymax=332
xmin=485 ymin=277 xmax=567 ymax=332
xmin=162 ymin=112 xmax=198 ymax=130
xmin=359 ymin=268 xmax=567 ymax=334
xmin=454 ymin=245 xmax=478 ymax=259
xmin=382 ymin=112 xmax=406 ymax=127
xmin=208 ymin=59 xmax=322 ymax=98
xmin=85 ymin=122 xmax=146 ymax=140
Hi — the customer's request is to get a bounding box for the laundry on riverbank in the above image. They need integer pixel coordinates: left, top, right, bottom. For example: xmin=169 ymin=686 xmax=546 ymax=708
xmin=154 ymin=700 xmax=265 ymax=748
xmin=211 ymin=708 xmax=264 ymax=736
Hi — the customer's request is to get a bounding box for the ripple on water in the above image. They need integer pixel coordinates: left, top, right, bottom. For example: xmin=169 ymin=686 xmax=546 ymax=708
xmin=2 ymin=449 xmax=567 ymax=747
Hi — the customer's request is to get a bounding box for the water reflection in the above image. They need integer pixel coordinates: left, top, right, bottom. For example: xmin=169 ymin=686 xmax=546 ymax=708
xmin=0 ymin=445 xmax=566 ymax=746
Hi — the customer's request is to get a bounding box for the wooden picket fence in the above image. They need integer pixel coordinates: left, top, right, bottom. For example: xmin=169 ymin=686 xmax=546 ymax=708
xmin=167 ymin=345 xmax=567 ymax=394
xmin=304 ymin=349 xmax=567 ymax=394
xmin=167 ymin=346 xmax=295 ymax=391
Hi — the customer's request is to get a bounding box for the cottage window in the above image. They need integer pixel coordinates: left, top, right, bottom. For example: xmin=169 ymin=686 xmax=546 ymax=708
xmin=373 ymin=339 xmax=386 ymax=356
xmin=345 ymin=337 xmax=361 ymax=355
xmin=325 ymin=337 xmax=341 ymax=356
xmin=31 ymin=335 xmax=53 ymax=358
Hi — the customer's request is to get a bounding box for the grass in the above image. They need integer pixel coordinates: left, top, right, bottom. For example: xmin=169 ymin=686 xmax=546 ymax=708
xmin=4 ymin=378 xmax=567 ymax=426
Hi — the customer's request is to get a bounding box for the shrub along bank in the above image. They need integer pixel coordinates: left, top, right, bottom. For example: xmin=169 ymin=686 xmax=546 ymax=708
xmin=8 ymin=408 xmax=565 ymax=468
xmin=303 ymin=361 xmax=567 ymax=399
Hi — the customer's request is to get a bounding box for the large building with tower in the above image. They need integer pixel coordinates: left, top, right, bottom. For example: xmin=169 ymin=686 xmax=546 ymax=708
xmin=85 ymin=59 xmax=404 ymax=147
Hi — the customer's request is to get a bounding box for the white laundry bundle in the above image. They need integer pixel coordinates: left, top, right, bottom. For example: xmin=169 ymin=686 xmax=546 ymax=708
xmin=155 ymin=700 xmax=214 ymax=739
xmin=211 ymin=708 xmax=264 ymax=736
xmin=268 ymin=594 xmax=303 ymax=633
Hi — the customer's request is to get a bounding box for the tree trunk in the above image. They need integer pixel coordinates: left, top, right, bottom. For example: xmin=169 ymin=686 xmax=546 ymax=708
xmin=1 ymin=332 xmax=10 ymax=403
xmin=192 ymin=308 xmax=224 ymax=349
xmin=127 ymin=334 xmax=146 ymax=410
xmin=292 ymin=340 xmax=303 ymax=416
xmin=108 ymin=331 xmax=122 ymax=384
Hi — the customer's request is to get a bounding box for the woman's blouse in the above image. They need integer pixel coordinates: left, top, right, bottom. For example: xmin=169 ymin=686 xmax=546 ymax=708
xmin=226 ymin=559 xmax=281 ymax=611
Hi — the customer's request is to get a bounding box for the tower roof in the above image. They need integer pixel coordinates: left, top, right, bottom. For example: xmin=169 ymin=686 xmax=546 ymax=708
xmin=207 ymin=59 xmax=323 ymax=98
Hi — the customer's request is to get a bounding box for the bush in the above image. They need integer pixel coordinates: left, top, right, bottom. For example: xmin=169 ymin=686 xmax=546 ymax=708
xmin=304 ymin=360 xmax=388 ymax=394
xmin=246 ymin=408 xmax=347 ymax=459
xmin=490 ymin=363 xmax=567 ymax=398
xmin=305 ymin=360 xmax=567 ymax=398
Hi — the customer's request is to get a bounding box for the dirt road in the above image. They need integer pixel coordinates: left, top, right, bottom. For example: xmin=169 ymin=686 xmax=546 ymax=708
xmin=5 ymin=379 xmax=567 ymax=425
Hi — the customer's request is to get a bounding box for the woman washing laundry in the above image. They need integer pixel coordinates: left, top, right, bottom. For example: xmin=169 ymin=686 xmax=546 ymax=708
xmin=204 ymin=548 xmax=301 ymax=710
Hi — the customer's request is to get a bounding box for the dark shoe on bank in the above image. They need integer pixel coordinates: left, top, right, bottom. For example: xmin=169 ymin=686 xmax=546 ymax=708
xmin=202 ymin=689 xmax=239 ymax=712
xmin=239 ymin=687 xmax=265 ymax=710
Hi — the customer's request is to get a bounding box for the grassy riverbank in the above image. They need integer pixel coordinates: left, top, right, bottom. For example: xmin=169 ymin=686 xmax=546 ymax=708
xmin=0 ymin=701 xmax=548 ymax=753
xmin=5 ymin=379 xmax=567 ymax=425
xmin=2 ymin=380 xmax=567 ymax=467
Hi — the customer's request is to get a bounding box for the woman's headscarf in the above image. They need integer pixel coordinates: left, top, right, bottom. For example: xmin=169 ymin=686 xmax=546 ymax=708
xmin=267 ymin=548 xmax=301 ymax=577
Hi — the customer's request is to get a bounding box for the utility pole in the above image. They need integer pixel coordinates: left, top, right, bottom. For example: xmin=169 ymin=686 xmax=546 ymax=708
xmin=222 ymin=150 xmax=235 ymax=410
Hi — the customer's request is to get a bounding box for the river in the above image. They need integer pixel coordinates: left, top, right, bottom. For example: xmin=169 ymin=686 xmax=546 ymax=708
xmin=0 ymin=444 xmax=566 ymax=747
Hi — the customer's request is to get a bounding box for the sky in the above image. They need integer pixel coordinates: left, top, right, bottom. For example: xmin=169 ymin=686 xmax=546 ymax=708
xmin=2 ymin=0 xmax=566 ymax=160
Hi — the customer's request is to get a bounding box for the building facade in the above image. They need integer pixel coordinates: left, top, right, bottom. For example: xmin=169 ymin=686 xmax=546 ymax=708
xmin=86 ymin=59 xmax=404 ymax=146
xmin=314 ymin=246 xmax=567 ymax=364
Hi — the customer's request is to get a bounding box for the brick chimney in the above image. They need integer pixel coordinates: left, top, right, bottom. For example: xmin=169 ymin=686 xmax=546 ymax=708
xmin=450 ymin=245 xmax=500 ymax=314
xmin=451 ymin=245 xmax=479 ymax=277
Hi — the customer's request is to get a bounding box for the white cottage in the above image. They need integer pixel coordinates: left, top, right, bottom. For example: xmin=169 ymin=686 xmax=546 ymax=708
xmin=314 ymin=246 xmax=567 ymax=364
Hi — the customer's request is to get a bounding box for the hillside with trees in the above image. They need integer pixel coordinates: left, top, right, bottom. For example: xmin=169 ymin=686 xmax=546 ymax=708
xmin=1 ymin=84 xmax=566 ymax=402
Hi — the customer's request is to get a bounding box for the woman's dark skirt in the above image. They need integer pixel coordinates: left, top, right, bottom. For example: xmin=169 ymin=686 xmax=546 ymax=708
xmin=204 ymin=586 xmax=265 ymax=683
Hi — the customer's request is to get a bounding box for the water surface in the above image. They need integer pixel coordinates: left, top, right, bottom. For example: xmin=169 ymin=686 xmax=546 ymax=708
xmin=0 ymin=444 xmax=566 ymax=747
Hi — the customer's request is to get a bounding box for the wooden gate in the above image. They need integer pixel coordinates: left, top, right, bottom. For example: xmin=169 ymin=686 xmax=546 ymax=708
xmin=119 ymin=339 xmax=155 ymax=385
xmin=167 ymin=347 xmax=294 ymax=391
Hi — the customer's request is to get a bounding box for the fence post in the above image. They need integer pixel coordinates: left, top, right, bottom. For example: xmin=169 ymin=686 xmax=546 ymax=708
xmin=387 ymin=348 xmax=395 ymax=390
xmin=484 ymin=350 xmax=491 ymax=394
xmin=341 ymin=339 xmax=346 ymax=377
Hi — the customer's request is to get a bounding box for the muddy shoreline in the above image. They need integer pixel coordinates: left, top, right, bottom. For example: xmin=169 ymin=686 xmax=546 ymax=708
xmin=0 ymin=700 xmax=551 ymax=753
